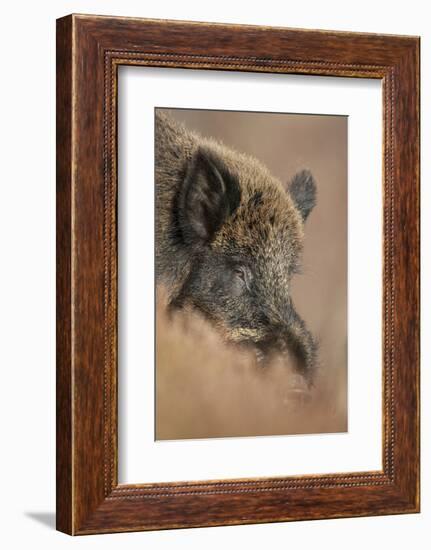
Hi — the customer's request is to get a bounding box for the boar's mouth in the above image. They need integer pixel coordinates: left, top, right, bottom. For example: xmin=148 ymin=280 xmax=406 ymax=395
xmin=241 ymin=323 xmax=318 ymax=387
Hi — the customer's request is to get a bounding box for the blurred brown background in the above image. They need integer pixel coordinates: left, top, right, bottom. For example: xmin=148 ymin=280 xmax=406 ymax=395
xmin=156 ymin=108 xmax=347 ymax=440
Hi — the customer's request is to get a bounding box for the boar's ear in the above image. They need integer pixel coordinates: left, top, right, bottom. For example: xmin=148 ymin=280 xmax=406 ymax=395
xmin=287 ymin=169 xmax=317 ymax=222
xmin=179 ymin=148 xmax=241 ymax=244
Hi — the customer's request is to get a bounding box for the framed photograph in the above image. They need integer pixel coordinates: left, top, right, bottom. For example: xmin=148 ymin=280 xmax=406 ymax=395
xmin=56 ymin=14 xmax=420 ymax=535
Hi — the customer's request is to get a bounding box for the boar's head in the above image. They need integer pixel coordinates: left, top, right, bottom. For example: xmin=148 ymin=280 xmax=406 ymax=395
xmin=171 ymin=145 xmax=318 ymax=383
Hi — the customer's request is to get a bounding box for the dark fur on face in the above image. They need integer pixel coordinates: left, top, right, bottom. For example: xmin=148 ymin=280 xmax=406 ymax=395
xmin=155 ymin=111 xmax=318 ymax=383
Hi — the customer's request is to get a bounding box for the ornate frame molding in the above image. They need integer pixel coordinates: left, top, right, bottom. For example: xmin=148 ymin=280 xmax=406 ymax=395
xmin=57 ymin=14 xmax=419 ymax=534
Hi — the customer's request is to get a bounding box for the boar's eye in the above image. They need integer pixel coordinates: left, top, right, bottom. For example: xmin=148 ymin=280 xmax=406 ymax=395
xmin=233 ymin=266 xmax=251 ymax=291
xmin=234 ymin=267 xmax=245 ymax=281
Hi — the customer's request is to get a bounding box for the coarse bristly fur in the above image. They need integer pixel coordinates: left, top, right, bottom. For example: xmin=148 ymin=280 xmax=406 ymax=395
xmin=155 ymin=110 xmax=318 ymax=383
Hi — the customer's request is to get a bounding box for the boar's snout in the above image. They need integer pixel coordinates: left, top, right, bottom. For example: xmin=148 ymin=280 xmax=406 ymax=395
xmin=246 ymin=304 xmax=318 ymax=385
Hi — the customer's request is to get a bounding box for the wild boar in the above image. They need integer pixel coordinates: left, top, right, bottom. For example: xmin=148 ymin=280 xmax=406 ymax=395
xmin=155 ymin=111 xmax=318 ymax=383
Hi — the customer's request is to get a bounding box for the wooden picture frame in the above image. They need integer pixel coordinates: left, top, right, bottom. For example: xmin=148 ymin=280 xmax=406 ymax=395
xmin=56 ymin=14 xmax=420 ymax=535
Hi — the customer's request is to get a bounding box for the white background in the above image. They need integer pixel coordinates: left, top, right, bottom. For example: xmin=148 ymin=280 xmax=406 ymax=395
xmin=119 ymin=68 xmax=382 ymax=483
xmin=0 ymin=1 xmax=428 ymax=548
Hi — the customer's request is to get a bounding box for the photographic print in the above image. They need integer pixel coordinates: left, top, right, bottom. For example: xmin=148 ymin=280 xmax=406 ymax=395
xmin=57 ymin=15 xmax=419 ymax=533
xmin=155 ymin=108 xmax=347 ymax=440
